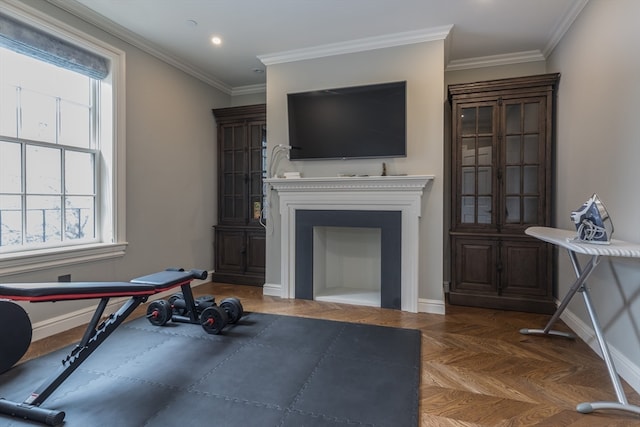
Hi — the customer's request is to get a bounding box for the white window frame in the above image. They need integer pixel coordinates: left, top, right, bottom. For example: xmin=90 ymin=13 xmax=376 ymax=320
xmin=0 ymin=1 xmax=127 ymax=276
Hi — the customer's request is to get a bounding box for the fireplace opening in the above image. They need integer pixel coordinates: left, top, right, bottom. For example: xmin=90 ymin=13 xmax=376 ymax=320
xmin=295 ymin=210 xmax=401 ymax=309
xmin=313 ymin=226 xmax=381 ymax=307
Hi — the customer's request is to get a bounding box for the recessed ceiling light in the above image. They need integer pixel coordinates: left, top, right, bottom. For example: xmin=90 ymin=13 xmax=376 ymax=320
xmin=211 ymin=36 xmax=222 ymax=46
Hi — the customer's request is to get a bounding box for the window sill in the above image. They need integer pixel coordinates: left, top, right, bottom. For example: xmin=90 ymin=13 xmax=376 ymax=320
xmin=0 ymin=242 xmax=128 ymax=277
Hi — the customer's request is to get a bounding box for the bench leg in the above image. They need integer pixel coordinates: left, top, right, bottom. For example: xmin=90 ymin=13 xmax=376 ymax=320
xmin=0 ymin=295 xmax=147 ymax=425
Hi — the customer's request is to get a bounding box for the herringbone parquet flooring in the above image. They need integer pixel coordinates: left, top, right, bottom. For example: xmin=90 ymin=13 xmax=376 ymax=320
xmin=22 ymin=282 xmax=640 ymax=426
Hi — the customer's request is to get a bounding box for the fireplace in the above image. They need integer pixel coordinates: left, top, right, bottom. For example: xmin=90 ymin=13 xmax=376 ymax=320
xmin=266 ymin=175 xmax=432 ymax=313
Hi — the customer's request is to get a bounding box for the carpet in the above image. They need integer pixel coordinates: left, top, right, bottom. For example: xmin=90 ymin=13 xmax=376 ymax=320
xmin=0 ymin=312 xmax=421 ymax=427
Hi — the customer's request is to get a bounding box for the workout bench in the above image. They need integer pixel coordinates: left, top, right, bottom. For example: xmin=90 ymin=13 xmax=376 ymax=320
xmin=0 ymin=268 xmax=234 ymax=426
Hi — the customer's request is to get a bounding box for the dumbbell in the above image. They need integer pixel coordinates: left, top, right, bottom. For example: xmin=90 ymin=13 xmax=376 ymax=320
xmin=219 ymin=297 xmax=244 ymax=324
xmin=147 ymin=294 xmax=213 ymax=326
xmin=168 ymin=293 xmax=215 ymax=316
xmin=200 ymin=297 xmax=244 ymax=335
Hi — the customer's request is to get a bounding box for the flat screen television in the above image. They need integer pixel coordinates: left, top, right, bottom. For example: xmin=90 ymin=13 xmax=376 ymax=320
xmin=287 ymin=81 xmax=406 ymax=160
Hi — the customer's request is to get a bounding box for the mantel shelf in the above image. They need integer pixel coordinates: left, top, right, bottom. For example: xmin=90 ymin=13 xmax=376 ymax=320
xmin=266 ymin=175 xmax=434 ymax=193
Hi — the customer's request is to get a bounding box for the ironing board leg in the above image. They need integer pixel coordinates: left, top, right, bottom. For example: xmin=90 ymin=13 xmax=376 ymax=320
xmin=27 ymin=295 xmax=146 ymax=407
xmin=520 ymin=252 xmax=600 ymax=338
xmin=521 ymin=249 xmax=640 ymax=416
xmin=575 ymin=283 xmax=640 ymax=414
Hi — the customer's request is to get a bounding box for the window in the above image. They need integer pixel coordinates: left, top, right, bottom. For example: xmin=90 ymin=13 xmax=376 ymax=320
xmin=0 ymin=48 xmax=97 ymax=249
xmin=0 ymin=4 xmax=126 ymax=274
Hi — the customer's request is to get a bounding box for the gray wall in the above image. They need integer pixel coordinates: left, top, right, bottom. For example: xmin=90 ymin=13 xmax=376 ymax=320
xmin=264 ymin=41 xmax=446 ymax=307
xmin=231 ymin=91 xmax=266 ymax=106
xmin=547 ymin=0 xmax=640 ymax=391
xmin=445 ymin=61 xmax=547 ymax=87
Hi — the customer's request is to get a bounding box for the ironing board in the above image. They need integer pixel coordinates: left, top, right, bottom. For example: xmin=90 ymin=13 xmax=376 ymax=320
xmin=521 ymin=226 xmax=640 ymax=416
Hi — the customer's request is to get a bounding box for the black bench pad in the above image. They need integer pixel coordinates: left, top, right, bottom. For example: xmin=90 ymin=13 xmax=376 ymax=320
xmin=0 ymin=270 xmax=197 ymax=302
xmin=130 ymin=270 xmax=196 ymax=290
xmin=0 ymin=282 xmax=155 ymax=302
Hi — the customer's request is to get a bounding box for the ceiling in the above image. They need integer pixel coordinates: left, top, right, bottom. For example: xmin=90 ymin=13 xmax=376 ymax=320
xmin=49 ymin=0 xmax=588 ymax=94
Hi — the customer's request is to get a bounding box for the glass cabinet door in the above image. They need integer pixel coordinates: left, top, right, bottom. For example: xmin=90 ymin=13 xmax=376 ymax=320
xmin=458 ymin=104 xmax=495 ymax=226
xmin=248 ymin=121 xmax=266 ymax=225
xmin=220 ymin=123 xmax=247 ymax=224
xmin=220 ymin=120 xmax=266 ymax=226
xmin=502 ymin=98 xmax=545 ymax=228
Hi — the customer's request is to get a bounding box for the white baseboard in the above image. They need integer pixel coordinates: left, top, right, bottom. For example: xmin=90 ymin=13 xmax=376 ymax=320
xmin=561 ymin=308 xmax=640 ymax=394
xmin=262 ymin=283 xmax=446 ymax=314
xmin=418 ymin=298 xmax=446 ymax=315
xmin=262 ymin=282 xmax=282 ymax=297
xmin=31 ymin=277 xmax=211 ymax=342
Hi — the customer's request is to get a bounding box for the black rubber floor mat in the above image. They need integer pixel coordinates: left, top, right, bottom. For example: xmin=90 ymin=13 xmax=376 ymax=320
xmin=0 ymin=312 xmax=420 ymax=427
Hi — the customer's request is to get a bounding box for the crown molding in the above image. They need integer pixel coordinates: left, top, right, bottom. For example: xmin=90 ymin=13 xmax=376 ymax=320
xmin=231 ymin=83 xmax=267 ymax=97
xmin=543 ymin=0 xmax=589 ymax=57
xmin=43 ymin=0 xmax=587 ymax=93
xmin=446 ymin=0 xmax=588 ymax=72
xmin=46 ymin=0 xmax=233 ymax=95
xmin=445 ymin=50 xmax=545 ymax=71
xmin=258 ymin=25 xmax=453 ymax=66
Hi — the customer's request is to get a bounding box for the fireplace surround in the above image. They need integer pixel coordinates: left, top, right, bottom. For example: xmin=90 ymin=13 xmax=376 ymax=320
xmin=266 ymin=175 xmax=432 ymax=312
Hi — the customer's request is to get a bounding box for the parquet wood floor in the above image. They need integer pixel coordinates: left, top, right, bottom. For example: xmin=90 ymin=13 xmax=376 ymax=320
xmin=19 ymin=282 xmax=640 ymax=426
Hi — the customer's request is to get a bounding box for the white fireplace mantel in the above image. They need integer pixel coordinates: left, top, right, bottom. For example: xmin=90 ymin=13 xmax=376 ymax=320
xmin=267 ymin=175 xmax=432 ymax=193
xmin=266 ymin=175 xmax=433 ymax=312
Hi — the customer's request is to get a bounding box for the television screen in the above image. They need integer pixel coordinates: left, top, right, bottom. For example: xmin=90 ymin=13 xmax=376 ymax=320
xmin=287 ymin=81 xmax=406 ymax=160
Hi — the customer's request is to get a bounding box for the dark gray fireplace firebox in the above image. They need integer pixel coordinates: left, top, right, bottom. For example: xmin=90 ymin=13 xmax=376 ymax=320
xmin=295 ymin=210 xmax=402 ymax=309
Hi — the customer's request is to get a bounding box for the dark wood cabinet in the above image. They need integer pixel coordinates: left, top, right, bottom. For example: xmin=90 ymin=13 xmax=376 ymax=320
xmin=448 ymin=74 xmax=559 ymax=314
xmin=212 ymin=104 xmax=266 ymax=285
